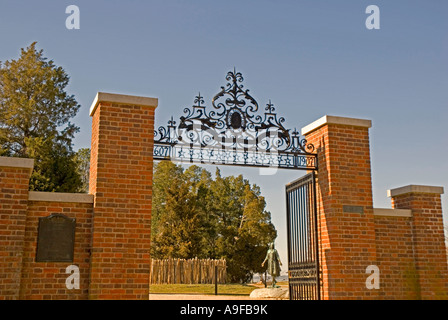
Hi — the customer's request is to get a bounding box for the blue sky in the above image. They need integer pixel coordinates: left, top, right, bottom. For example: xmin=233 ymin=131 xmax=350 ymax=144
xmin=1 ymin=0 xmax=447 ymax=268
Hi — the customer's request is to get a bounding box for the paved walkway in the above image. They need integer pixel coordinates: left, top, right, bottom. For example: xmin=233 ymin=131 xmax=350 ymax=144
xmin=149 ymin=293 xmax=253 ymax=300
xmin=148 ymin=283 xmax=289 ymax=300
xmin=149 ymin=286 xmax=289 ymax=300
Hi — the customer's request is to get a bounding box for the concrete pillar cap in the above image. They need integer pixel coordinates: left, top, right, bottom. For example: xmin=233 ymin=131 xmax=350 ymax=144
xmin=387 ymin=184 xmax=444 ymax=197
xmin=0 ymin=156 xmax=34 ymax=176
xmin=301 ymin=115 xmax=372 ymax=136
xmin=89 ymin=92 xmax=158 ymax=116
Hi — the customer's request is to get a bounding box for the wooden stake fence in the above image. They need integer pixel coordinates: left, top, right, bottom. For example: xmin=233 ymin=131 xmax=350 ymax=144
xmin=150 ymin=258 xmax=227 ymax=284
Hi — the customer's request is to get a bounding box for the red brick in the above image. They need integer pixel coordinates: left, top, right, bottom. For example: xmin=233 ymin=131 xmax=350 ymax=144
xmin=304 ymin=122 xmax=377 ymax=300
xmin=88 ymin=97 xmax=157 ymax=300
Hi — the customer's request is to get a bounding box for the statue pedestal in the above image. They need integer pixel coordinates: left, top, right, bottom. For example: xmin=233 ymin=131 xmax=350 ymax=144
xmin=249 ymin=287 xmax=289 ymax=300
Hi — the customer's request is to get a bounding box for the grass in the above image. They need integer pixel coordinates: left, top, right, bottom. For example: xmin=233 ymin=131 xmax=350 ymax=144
xmin=150 ymin=283 xmax=255 ymax=296
xmin=149 ymin=282 xmax=289 ymax=296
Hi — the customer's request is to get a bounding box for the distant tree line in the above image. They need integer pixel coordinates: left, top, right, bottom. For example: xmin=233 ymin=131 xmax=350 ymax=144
xmin=151 ymin=161 xmax=277 ymax=283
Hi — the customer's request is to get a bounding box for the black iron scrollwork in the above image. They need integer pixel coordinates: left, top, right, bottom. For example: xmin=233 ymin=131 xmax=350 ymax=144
xmin=153 ymin=69 xmax=317 ymax=170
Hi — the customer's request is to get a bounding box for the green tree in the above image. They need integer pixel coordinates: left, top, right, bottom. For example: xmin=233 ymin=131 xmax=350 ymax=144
xmin=208 ymin=170 xmax=276 ymax=282
xmin=74 ymin=148 xmax=90 ymax=193
xmin=0 ymin=42 xmax=82 ymax=192
xmin=151 ymin=161 xmax=211 ymax=259
xmin=151 ymin=162 xmax=277 ymax=282
xmin=151 ymin=160 xmax=184 ymax=252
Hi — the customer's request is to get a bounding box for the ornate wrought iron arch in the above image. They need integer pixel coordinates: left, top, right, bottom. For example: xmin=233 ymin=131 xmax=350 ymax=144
xmin=153 ymin=69 xmax=317 ymax=170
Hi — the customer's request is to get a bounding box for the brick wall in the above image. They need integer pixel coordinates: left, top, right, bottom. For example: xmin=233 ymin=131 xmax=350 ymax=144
xmin=302 ymin=116 xmax=377 ymax=299
xmin=0 ymin=158 xmax=33 ymax=300
xmin=373 ymin=209 xmax=420 ymax=299
xmin=301 ymin=116 xmax=447 ymax=300
xmin=88 ymin=93 xmax=157 ymax=299
xmin=19 ymin=193 xmax=93 ymax=300
xmin=389 ymin=186 xmax=448 ymax=299
xmin=1 ymin=92 xmax=158 ymax=300
xmin=0 ymin=155 xmax=94 ymax=300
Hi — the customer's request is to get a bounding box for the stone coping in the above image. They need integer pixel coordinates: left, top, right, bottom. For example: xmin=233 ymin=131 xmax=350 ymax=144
xmin=301 ymin=115 xmax=372 ymax=136
xmin=373 ymin=208 xmax=412 ymax=217
xmin=28 ymin=191 xmax=94 ymax=203
xmin=387 ymin=185 xmax=444 ymax=197
xmin=90 ymin=92 xmax=158 ymax=116
xmin=0 ymin=156 xmax=34 ymax=169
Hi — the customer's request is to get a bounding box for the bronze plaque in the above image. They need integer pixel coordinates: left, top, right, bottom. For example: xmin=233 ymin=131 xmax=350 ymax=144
xmin=36 ymin=214 xmax=76 ymax=262
xmin=343 ymin=205 xmax=364 ymax=214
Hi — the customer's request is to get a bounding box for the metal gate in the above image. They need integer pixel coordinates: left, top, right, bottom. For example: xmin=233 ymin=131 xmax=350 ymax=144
xmin=285 ymin=172 xmax=320 ymax=300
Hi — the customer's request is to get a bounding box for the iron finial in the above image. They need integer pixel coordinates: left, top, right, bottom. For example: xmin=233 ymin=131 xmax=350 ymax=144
xmin=194 ymin=92 xmax=204 ymax=107
xmin=266 ymin=99 xmax=275 ymax=113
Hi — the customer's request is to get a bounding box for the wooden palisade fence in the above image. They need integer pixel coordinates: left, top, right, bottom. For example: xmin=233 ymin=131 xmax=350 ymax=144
xmin=150 ymin=258 xmax=227 ymax=284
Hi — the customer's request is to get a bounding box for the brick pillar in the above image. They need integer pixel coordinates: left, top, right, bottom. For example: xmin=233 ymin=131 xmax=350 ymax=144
xmin=0 ymin=157 xmax=34 ymax=300
xmin=301 ymin=115 xmax=377 ymax=299
xmin=88 ymin=92 xmax=157 ymax=299
xmin=388 ymin=185 xmax=448 ymax=299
